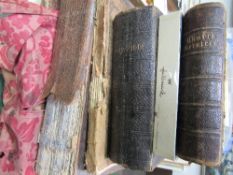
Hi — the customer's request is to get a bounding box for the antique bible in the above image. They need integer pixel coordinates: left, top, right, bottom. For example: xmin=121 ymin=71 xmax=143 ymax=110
xmin=177 ymin=3 xmax=226 ymax=166
xmin=109 ymin=2 xmax=226 ymax=171
xmin=109 ymin=6 xmax=162 ymax=171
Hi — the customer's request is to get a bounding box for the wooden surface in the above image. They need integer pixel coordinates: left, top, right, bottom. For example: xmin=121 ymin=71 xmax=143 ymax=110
xmin=86 ymin=0 xmax=144 ymax=174
xmin=36 ymin=0 xmax=95 ymax=174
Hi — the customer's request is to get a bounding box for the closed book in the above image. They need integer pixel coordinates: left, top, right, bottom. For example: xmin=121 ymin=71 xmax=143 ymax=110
xmin=177 ymin=2 xmax=226 ymax=166
xmin=36 ymin=0 xmax=95 ymax=174
xmin=153 ymin=11 xmax=182 ymax=160
xmin=86 ymin=0 xmax=140 ymax=174
xmin=109 ymin=6 xmax=162 ymax=171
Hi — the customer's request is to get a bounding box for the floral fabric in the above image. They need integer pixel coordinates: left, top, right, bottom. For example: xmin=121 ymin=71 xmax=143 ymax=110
xmin=0 ymin=74 xmax=4 ymax=111
xmin=0 ymin=1 xmax=57 ymax=174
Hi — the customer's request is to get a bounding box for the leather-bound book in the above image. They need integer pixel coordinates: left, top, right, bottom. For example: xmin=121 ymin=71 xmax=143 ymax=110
xmin=110 ymin=6 xmax=162 ymax=171
xmin=177 ymin=3 xmax=226 ymax=166
xmin=36 ymin=0 xmax=95 ymax=174
xmin=86 ymin=0 xmax=143 ymax=174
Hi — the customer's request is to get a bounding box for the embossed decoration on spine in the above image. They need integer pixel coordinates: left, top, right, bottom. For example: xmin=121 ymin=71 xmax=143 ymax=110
xmin=177 ymin=3 xmax=226 ymax=166
xmin=110 ymin=7 xmax=162 ymax=170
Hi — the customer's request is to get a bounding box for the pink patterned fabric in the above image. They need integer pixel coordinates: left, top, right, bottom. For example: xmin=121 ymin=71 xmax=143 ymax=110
xmin=0 ymin=1 xmax=58 ymax=174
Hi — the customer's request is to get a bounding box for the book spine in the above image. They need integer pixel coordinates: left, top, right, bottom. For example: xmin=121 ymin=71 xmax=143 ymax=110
xmin=177 ymin=3 xmax=226 ymax=166
xmin=86 ymin=0 xmax=137 ymax=173
xmin=36 ymin=0 xmax=95 ymax=174
xmin=110 ymin=6 xmax=162 ymax=170
xmin=43 ymin=0 xmax=95 ymax=103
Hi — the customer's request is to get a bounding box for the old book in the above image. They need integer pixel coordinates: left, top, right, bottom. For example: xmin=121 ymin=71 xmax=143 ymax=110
xmin=177 ymin=3 xmax=226 ymax=166
xmin=181 ymin=1 xmax=232 ymax=27
xmin=36 ymin=0 xmax=95 ymax=174
xmin=86 ymin=0 xmax=145 ymax=174
xmin=153 ymin=11 xmax=182 ymax=160
xmin=86 ymin=4 xmax=183 ymax=173
xmin=42 ymin=0 xmax=94 ymax=103
xmin=205 ymin=28 xmax=233 ymax=175
xmin=109 ymin=6 xmax=162 ymax=171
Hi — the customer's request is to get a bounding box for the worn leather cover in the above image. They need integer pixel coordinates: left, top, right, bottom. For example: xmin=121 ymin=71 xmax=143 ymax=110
xmin=43 ymin=0 xmax=95 ymax=103
xmin=86 ymin=0 xmax=138 ymax=174
xmin=36 ymin=0 xmax=96 ymax=174
xmin=110 ymin=6 xmax=162 ymax=171
xmin=177 ymin=3 xmax=226 ymax=166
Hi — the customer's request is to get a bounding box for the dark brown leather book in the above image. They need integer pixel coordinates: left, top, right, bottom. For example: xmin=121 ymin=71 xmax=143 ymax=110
xmin=177 ymin=3 xmax=226 ymax=166
xmin=86 ymin=0 xmax=141 ymax=174
xmin=109 ymin=6 xmax=162 ymax=171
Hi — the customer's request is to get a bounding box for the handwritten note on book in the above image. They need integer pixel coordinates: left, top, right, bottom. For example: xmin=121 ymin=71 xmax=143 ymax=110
xmin=153 ymin=11 xmax=182 ymax=160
